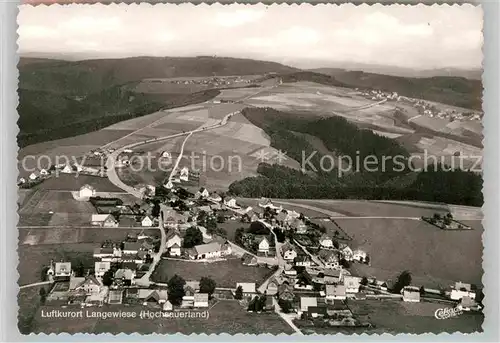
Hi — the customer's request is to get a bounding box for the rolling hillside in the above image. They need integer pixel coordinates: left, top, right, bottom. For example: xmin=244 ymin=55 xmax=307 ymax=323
xmin=17 ymin=56 xmax=298 ymax=147
xmin=309 ymin=68 xmax=482 ymax=111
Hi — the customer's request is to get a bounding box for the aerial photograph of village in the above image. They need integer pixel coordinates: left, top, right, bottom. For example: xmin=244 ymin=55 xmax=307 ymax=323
xmin=16 ymin=4 xmax=484 ymax=335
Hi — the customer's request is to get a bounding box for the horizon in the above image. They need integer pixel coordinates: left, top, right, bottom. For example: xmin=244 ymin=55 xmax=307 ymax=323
xmin=18 ymin=4 xmax=483 ymax=71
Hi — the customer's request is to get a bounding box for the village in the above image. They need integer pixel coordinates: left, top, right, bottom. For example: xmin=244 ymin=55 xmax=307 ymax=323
xmin=34 ymin=161 xmax=484 ymax=332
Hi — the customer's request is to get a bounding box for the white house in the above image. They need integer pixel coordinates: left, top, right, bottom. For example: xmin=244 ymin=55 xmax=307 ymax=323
xmin=352 ymin=249 xmax=367 ymax=263
xmin=180 ymin=167 xmax=189 ymax=182
xmin=258 ymin=237 xmax=270 ymax=254
xmin=236 ymin=282 xmax=256 ymax=298
xmin=18 ymin=177 xmax=26 ymax=185
xmin=224 ymin=198 xmax=239 ymax=208
xmin=343 ymin=276 xmax=361 ymax=294
xmin=55 ymin=262 xmax=72 ymax=278
xmin=194 ymin=293 xmax=209 ymax=308
xmin=79 ymin=184 xmax=96 ymax=198
xmin=40 ymin=168 xmax=49 ymax=177
xmin=141 ymin=216 xmax=154 ymax=227
xmin=341 ymin=245 xmax=354 ymax=261
xmin=94 ymin=261 xmax=111 ymax=277
xmin=189 ymin=242 xmax=223 ymax=260
xmin=319 ymin=235 xmax=334 ymax=249
xmin=196 ymin=187 xmax=210 ymax=199
xmin=91 ymin=214 xmax=119 ymax=228
xmin=70 ymin=275 xmax=102 ymax=295
xmin=165 ymin=180 xmax=174 ymax=189
xmin=161 ymin=151 xmax=172 ymax=159
xmin=28 ymin=172 xmax=39 ymax=181
xmin=170 ymin=243 xmax=181 ymax=257
xmin=165 ymin=231 xmax=182 ymax=249
xmin=61 ymin=165 xmax=73 ymax=174
xmin=208 ymin=192 xmax=222 ymax=202
xmin=450 ymin=282 xmax=476 ymax=301
xmin=295 ymin=255 xmax=312 ymax=267
xmin=403 ymin=286 xmax=421 ymax=302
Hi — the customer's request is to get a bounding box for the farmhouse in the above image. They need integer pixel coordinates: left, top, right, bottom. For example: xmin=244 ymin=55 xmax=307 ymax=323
xmin=457 ymin=296 xmax=482 ymax=312
xmin=79 ymin=184 xmax=96 ymax=198
xmin=170 ymin=243 xmax=181 ymax=257
xmin=114 ymin=269 xmax=136 ymax=286
xmin=340 ymin=245 xmax=354 ymax=261
xmin=61 ymin=164 xmax=73 ymax=174
xmin=91 ymin=214 xmax=119 ymax=228
xmin=299 ymin=296 xmax=318 ymax=314
xmin=29 ymin=172 xmax=39 ymax=181
xmin=266 ymin=277 xmax=280 ymax=295
xmin=450 ymin=282 xmax=476 ymax=300
xmin=40 ymin=168 xmax=49 ymax=177
xmin=291 ymin=219 xmax=307 ymax=234
xmin=180 ymin=167 xmax=189 ymax=181
xmin=278 ymin=283 xmax=295 ymax=302
xmin=195 ymin=187 xmax=210 ymax=199
xmin=108 ymin=289 xmax=124 ymax=305
xmin=318 ymin=249 xmax=340 ymax=269
xmin=282 ymin=244 xmax=297 ymax=261
xmin=93 ymin=247 xmax=121 ymax=260
xmin=141 ymin=216 xmax=154 ymax=227
xmin=242 ymin=253 xmax=258 ymax=266
xmin=70 ymin=275 xmax=102 ymax=295
xmin=223 ymin=197 xmax=239 ymax=209
xmin=94 ymin=261 xmax=111 ymax=277
xmin=165 ymin=230 xmax=182 ymax=249
xmin=189 ymin=242 xmax=223 ymax=260
xmin=403 ymin=286 xmax=421 ymax=302
xmin=208 ymin=192 xmax=222 ymax=202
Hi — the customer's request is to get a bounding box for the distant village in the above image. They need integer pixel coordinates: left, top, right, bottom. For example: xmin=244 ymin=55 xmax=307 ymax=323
xmin=36 ymin=163 xmax=484 ymax=329
xmin=357 ymin=89 xmax=481 ymax=122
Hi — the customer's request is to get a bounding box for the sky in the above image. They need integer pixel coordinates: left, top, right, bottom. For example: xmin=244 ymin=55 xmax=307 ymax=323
xmin=17 ymin=4 xmax=483 ymax=70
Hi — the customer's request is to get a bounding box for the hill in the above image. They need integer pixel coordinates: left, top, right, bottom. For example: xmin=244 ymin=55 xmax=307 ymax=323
xmin=17 ymin=56 xmax=298 ymax=147
xmin=308 ymin=68 xmax=482 ymax=111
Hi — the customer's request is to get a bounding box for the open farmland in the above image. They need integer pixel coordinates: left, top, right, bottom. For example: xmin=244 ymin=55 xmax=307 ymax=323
xmin=336 ymin=218 xmax=483 ymax=288
xmin=32 ymin=300 xmax=293 ymax=335
xmin=342 ymin=299 xmax=483 ymax=334
xmin=151 ymin=258 xmax=274 ymax=288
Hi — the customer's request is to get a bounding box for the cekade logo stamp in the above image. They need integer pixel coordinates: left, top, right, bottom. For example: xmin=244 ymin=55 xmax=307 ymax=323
xmin=434 ymin=307 xmax=463 ymax=320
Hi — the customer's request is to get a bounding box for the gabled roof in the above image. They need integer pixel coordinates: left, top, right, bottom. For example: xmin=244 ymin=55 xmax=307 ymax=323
xmin=236 ymin=282 xmax=256 ymax=293
xmin=115 ymin=269 xmax=135 ymax=280
xmin=80 ymin=184 xmax=95 ymax=191
xmin=194 ymin=242 xmax=221 ymax=255
xmin=300 ymin=297 xmax=318 ymax=311
xmin=55 ymin=262 xmax=71 ymax=274
xmin=194 ymin=293 xmax=209 ymax=302
xmin=326 ymin=284 xmax=346 ymax=296
xmin=171 ymin=243 xmax=181 ymax=249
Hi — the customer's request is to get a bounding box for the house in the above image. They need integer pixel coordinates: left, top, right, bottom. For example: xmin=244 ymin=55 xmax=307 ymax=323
xmin=403 ymin=286 xmax=421 ymax=302
xmin=61 ymin=164 xmax=73 ymax=174
xmin=343 ymin=276 xmax=361 ymax=294
xmin=165 ymin=180 xmax=173 ymax=189
xmin=457 ymin=296 xmax=482 ymax=312
xmin=141 ymin=216 xmax=154 ymax=227
xmin=278 ymin=283 xmax=294 ymax=301
xmin=295 ymin=271 xmax=314 ymax=290
xmin=257 ymin=236 xmax=270 ymax=254
xmin=208 ymin=192 xmax=222 ymax=202
xmin=79 ymin=184 xmax=96 ymax=198
xmin=108 ymin=289 xmax=123 ymax=304
xmin=180 ymin=167 xmax=189 ymax=181
xmin=91 ymin=214 xmax=119 ymax=228
xmin=55 ymin=262 xmax=72 ymax=278
xmin=294 ymin=255 xmax=312 ymax=267
xmin=284 ymin=263 xmax=297 ymax=276
xmin=71 ymin=275 xmax=102 ymax=295
xmin=94 ymin=261 xmax=111 ymax=277
xmin=318 ymin=249 xmax=340 ymax=269
xmin=122 ymin=242 xmax=142 ymax=255
xmin=223 ymin=197 xmax=239 ymax=208
xmin=291 ymin=219 xmax=307 ymax=234
xmin=450 ymin=282 xmax=476 ymax=301
xmin=18 ymin=177 xmax=26 ymax=185
xmin=307 ymin=306 xmax=327 ymax=318
xmin=40 ymin=168 xmax=49 ymax=177
xmin=352 ymin=249 xmax=367 ymax=263
xmin=170 ymin=243 xmax=181 ymax=257
xmin=340 ymin=245 xmax=354 ymax=261
xmin=281 ymin=243 xmax=297 ymax=261
xmin=241 ymin=253 xmax=258 ymax=266
xmin=93 ymin=247 xmax=121 ymax=260
xmin=165 ymin=230 xmax=182 ymax=249
xmin=319 ymin=235 xmax=334 ymax=249
xmin=258 ymin=198 xmax=281 ymax=211
xmin=196 ymin=187 xmax=210 ymax=199
xmin=163 ymin=301 xmax=173 ymax=311
xmin=28 ymin=172 xmax=39 ymax=181
xmin=161 ymin=151 xmax=172 ymax=159
xmin=266 ymin=277 xmax=280 ymax=295
xmin=299 ymin=296 xmax=318 ymax=314
xmin=324 ymin=269 xmax=343 ymax=284
xmin=189 ymin=242 xmax=223 ymax=260
xmin=114 ymin=269 xmax=136 ymax=286
xmin=162 ymin=207 xmax=188 ymax=228
xmin=194 ymin=293 xmax=209 ymax=308
xmin=326 ymin=284 xmax=347 ymax=300
xmin=236 ymin=283 xmax=256 ymax=298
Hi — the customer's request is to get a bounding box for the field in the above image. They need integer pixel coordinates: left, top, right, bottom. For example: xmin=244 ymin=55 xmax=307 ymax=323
xmin=32 ymin=174 xmax=124 ymax=192
xmin=338 ymin=218 xmax=483 ymax=288
xmin=18 ymin=243 xmax=97 ymax=286
xmin=344 ymin=299 xmax=483 ymax=334
xmin=18 ymin=285 xmax=49 ymax=335
xmin=151 ymin=258 xmax=274 ymax=288
xmin=30 ymin=300 xmax=294 ymax=335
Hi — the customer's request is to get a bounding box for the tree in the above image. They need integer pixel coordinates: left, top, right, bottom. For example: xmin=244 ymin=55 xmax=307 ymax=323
xmin=370 ymin=278 xmax=378 ymax=286
xmin=39 ymin=288 xmax=47 ymax=304
xmin=360 ymin=277 xmax=369 ymax=286
xmin=40 ymin=266 xmax=48 ymax=281
xmin=339 ymin=258 xmax=351 ymax=269
xmin=102 ymin=270 xmax=114 ymax=287
xmin=152 ymin=201 xmax=160 ymax=218
xmin=183 ymin=227 xmax=203 ymax=248
xmin=73 ymin=261 xmax=85 ymax=277
xmin=217 ymin=214 xmax=226 ymax=223
xmin=392 ymin=270 xmax=412 ymax=294
xmin=365 ymin=255 xmax=370 ymax=265
xmin=278 ymin=299 xmax=293 ymax=313
xmin=419 ymin=286 xmax=426 ymax=295
xmin=167 ymin=274 xmax=186 ymax=306
xmin=235 ymin=285 xmax=243 ymax=300
xmin=235 ymin=228 xmax=245 ymax=245
xmin=433 ymin=213 xmax=441 ymax=221
xmin=199 ymin=277 xmax=217 ymax=297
